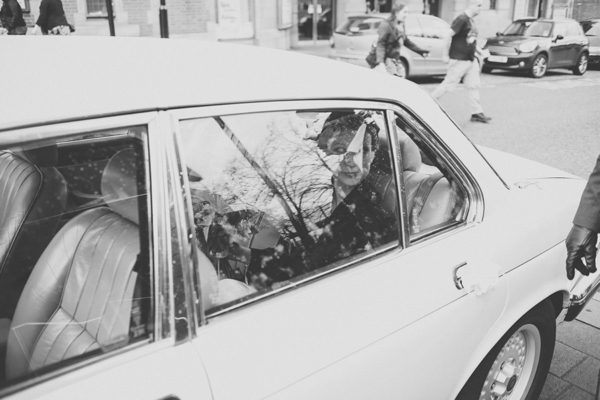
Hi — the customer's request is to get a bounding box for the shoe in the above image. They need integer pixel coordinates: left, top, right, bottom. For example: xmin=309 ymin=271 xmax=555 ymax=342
xmin=470 ymin=113 xmax=492 ymax=123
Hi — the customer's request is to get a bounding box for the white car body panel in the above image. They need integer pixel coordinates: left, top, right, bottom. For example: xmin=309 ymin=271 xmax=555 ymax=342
xmin=1 ymin=36 xmax=593 ymax=400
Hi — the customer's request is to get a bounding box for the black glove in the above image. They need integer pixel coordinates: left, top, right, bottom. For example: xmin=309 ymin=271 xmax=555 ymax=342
xmin=566 ymin=224 xmax=598 ymax=280
xmin=420 ymin=50 xmax=430 ymax=58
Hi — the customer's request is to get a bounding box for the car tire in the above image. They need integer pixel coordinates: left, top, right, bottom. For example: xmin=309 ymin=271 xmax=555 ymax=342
xmin=572 ymin=53 xmax=588 ymax=75
xmin=482 ymin=66 xmax=493 ymax=74
xmin=455 ymin=299 xmax=556 ymax=400
xmin=530 ymin=54 xmax=548 ymax=78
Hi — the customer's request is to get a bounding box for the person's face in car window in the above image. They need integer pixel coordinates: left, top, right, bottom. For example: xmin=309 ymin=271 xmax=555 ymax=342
xmin=318 ymin=121 xmax=375 ymax=187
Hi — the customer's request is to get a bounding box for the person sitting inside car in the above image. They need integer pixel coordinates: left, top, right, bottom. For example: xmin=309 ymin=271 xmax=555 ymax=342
xmin=226 ymin=111 xmax=398 ymax=290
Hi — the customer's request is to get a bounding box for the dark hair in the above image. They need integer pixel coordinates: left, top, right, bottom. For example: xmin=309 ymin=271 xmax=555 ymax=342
xmin=321 ymin=111 xmax=380 ymax=150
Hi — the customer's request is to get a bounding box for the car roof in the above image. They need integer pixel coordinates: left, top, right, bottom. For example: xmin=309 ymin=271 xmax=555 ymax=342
xmin=1 ymin=36 xmax=428 ymax=132
xmin=346 ymin=12 xmax=439 ymax=19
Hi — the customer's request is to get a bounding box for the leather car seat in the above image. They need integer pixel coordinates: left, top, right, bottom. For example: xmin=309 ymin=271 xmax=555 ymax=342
xmin=397 ymin=130 xmax=458 ymax=234
xmin=0 ymin=146 xmax=67 ymax=321
xmin=5 ymin=148 xmax=144 ymax=381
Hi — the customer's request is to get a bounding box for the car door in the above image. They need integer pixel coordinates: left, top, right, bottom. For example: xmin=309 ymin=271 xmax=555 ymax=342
xmin=169 ymin=100 xmax=510 ymax=399
xmin=415 ymin=15 xmax=451 ymax=74
xmin=0 ymin=113 xmax=212 ymax=400
xmin=549 ymin=22 xmax=570 ymax=67
xmin=403 ymin=15 xmax=427 ymax=74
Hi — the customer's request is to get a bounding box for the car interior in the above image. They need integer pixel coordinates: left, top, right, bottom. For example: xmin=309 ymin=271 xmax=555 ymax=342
xmin=0 ymin=129 xmax=151 ymax=386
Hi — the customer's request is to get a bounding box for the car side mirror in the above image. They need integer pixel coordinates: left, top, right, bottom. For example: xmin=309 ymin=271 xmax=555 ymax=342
xmin=554 ymin=34 xmax=564 ymax=42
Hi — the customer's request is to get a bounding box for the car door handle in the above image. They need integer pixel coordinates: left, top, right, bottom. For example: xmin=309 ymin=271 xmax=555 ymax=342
xmin=453 ymin=262 xmax=468 ymax=290
xmin=453 ymin=262 xmax=500 ymax=295
xmin=158 ymin=396 xmax=180 ymax=400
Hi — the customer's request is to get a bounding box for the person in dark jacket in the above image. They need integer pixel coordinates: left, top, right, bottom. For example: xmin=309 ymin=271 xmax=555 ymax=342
xmin=370 ymin=2 xmax=429 ymax=77
xmin=32 ymin=0 xmax=70 ymax=35
xmin=566 ymin=155 xmax=600 ymax=280
xmin=0 ymin=0 xmax=27 ymax=35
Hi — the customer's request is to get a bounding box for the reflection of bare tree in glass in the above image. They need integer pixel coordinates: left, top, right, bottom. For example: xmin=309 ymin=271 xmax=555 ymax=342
xmin=216 ymin=121 xmax=334 ymax=253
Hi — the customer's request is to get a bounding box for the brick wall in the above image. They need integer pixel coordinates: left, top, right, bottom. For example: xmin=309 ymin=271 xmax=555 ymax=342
xmin=168 ymin=0 xmax=210 ymax=34
xmin=63 ymin=0 xmax=78 ymax=24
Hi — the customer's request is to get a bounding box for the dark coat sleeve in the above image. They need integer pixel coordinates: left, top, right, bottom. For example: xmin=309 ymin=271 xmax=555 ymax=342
xmin=403 ymin=34 xmax=427 ymax=55
xmin=573 ymin=154 xmax=600 ymax=232
xmin=36 ymin=0 xmax=48 ymax=30
xmin=375 ymin=21 xmax=393 ymax=64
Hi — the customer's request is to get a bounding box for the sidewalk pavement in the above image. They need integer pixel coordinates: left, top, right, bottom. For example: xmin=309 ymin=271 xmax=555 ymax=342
xmin=288 ymin=42 xmax=600 ymax=399
xmin=542 ymin=292 xmax=600 ymax=400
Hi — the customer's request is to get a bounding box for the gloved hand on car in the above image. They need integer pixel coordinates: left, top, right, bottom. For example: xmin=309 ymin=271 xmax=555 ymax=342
xmin=419 ymin=50 xmax=429 ymax=58
xmin=565 ymin=224 xmax=598 ymax=280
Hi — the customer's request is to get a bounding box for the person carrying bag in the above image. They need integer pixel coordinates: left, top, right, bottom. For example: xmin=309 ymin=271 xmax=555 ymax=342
xmin=366 ymin=2 xmax=429 ymax=77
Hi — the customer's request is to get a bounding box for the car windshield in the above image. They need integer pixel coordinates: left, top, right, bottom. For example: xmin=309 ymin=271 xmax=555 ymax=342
xmin=523 ymin=21 xmax=553 ymax=37
xmin=335 ymin=16 xmax=382 ymax=34
xmin=584 ymin=22 xmax=600 ymax=35
xmin=502 ymin=20 xmax=532 ymax=35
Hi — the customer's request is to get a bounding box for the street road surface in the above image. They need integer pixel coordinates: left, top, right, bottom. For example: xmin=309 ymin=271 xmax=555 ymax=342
xmin=417 ymin=69 xmax=600 ymax=179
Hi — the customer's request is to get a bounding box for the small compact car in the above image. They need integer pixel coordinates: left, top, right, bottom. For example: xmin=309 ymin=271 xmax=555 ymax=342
xmin=580 ymin=19 xmax=600 ymax=68
xmin=1 ymin=37 xmax=599 ymax=400
xmin=329 ymin=12 xmax=451 ymax=78
xmin=483 ymin=18 xmax=590 ymax=78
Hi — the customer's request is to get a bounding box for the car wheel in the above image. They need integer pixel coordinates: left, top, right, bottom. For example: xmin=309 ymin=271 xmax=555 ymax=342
xmin=530 ymin=54 xmax=547 ymax=78
xmin=572 ymin=53 xmax=588 ymax=75
xmin=456 ymin=299 xmax=555 ymax=400
xmin=482 ymin=66 xmax=493 ymax=74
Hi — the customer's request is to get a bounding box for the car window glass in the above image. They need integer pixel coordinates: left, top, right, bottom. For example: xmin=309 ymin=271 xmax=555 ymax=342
xmin=566 ymin=23 xmax=580 ymax=36
xmin=503 ymin=20 xmax=532 ymax=35
xmin=586 ymin=22 xmax=600 ymax=35
xmin=404 ymin=16 xmax=422 ymax=36
xmin=553 ymin=23 xmax=567 ymax=37
xmin=179 ymin=109 xmax=400 ymax=315
xmin=336 ymin=17 xmax=382 ymax=34
xmin=524 ymin=21 xmax=552 ymax=37
xmin=0 ymin=127 xmax=153 ymax=390
xmin=419 ymin=16 xmax=450 ymax=38
xmin=394 ymin=114 xmax=468 ymax=239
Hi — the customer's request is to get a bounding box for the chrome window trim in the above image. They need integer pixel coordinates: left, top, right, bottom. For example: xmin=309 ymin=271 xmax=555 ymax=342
xmin=167 ymin=100 xmax=406 ymax=321
xmin=159 ymin=111 xmax=201 ymax=335
xmin=389 ymin=106 xmax=484 ymax=241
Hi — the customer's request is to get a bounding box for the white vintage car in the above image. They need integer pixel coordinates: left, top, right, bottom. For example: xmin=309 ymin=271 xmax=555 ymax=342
xmin=0 ymin=37 xmax=598 ymax=400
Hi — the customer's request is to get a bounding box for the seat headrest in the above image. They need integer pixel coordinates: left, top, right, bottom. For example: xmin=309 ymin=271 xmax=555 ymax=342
xmin=398 ymin=131 xmax=422 ymax=172
xmin=12 ymin=144 xmax=58 ymax=167
xmin=101 ymin=148 xmax=144 ymax=225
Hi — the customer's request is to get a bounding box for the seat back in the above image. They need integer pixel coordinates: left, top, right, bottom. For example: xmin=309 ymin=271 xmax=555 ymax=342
xmin=0 ymin=146 xmax=67 ymax=320
xmin=6 ymin=149 xmax=142 ymax=380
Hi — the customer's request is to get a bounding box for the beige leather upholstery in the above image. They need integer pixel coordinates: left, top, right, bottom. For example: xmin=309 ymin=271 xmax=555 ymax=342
xmin=6 ymin=149 xmax=142 ymax=380
xmin=0 ymin=146 xmax=67 ymax=320
xmin=397 ymin=131 xmax=457 ymax=233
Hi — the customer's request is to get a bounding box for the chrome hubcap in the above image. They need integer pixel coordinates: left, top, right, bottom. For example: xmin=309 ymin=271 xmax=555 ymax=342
xmin=579 ymin=55 xmax=588 ymax=73
xmin=533 ymin=57 xmax=546 ymax=76
xmin=479 ymin=325 xmax=541 ymax=400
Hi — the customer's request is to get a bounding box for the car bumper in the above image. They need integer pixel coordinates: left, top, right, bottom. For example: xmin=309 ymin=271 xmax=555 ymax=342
xmin=589 ymin=54 xmax=600 ymax=66
xmin=484 ymin=53 xmax=536 ymax=71
xmin=565 ymin=262 xmax=600 ymax=321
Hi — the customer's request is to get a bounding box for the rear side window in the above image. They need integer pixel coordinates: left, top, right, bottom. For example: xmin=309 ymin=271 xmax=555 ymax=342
xmin=179 ymin=109 xmax=401 ymax=315
xmin=0 ymin=127 xmax=153 ymax=390
xmin=335 ymin=17 xmax=382 ymax=35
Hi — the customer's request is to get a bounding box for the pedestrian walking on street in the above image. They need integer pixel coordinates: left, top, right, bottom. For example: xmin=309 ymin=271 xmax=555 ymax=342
xmin=0 ymin=0 xmax=27 ymax=35
xmin=31 ymin=0 xmax=71 ymax=35
xmin=565 ymin=154 xmax=600 ymax=280
xmin=366 ymin=2 xmax=429 ymax=78
xmin=430 ymin=0 xmax=492 ymax=123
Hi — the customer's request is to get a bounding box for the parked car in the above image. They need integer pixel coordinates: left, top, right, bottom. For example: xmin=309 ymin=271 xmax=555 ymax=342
xmin=329 ymin=13 xmax=451 ymax=78
xmin=482 ymin=18 xmax=589 ymax=78
xmin=1 ymin=36 xmax=599 ymax=400
xmin=580 ymin=19 xmax=600 ymax=68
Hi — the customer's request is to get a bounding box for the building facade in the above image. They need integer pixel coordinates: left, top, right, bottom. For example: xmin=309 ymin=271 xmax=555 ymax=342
xmin=15 ymin=0 xmax=600 ymax=47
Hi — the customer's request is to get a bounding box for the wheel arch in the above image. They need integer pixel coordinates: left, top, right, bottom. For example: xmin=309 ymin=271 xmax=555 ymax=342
xmin=400 ymin=56 xmax=410 ymax=78
xmin=451 ymin=289 xmax=567 ymax=400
